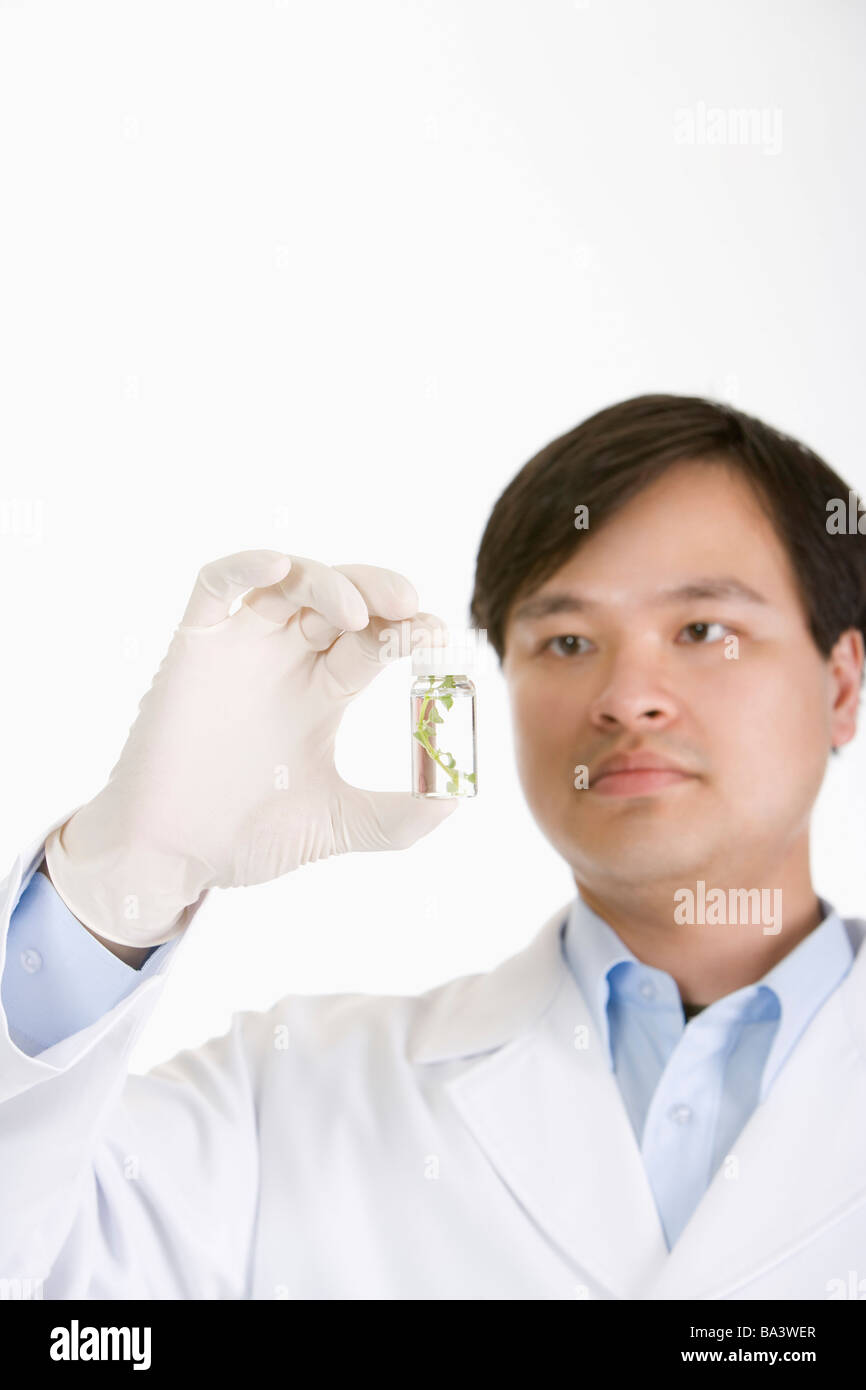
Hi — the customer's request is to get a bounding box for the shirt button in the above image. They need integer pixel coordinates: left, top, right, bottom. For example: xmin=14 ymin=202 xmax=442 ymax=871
xmin=20 ymin=948 xmax=43 ymax=973
xmin=639 ymin=980 xmax=656 ymax=1000
xmin=669 ymin=1103 xmax=693 ymax=1125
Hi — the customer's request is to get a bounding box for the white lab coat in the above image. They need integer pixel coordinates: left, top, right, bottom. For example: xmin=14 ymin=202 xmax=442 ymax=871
xmin=2 ymin=809 xmax=866 ymax=1301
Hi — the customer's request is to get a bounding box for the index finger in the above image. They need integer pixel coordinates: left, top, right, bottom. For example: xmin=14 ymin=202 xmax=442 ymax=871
xmin=181 ymin=550 xmax=294 ymax=628
xmin=287 ymin=562 xmax=420 ymax=649
xmin=241 ymin=554 xmax=370 ymax=633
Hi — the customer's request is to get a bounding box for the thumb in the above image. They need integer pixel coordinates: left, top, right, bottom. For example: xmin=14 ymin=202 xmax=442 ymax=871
xmin=359 ymin=789 xmax=461 ymax=852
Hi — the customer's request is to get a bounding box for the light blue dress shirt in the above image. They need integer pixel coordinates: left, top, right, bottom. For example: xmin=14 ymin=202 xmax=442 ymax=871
xmin=561 ymin=892 xmax=855 ymax=1248
xmin=2 ymin=861 xmax=856 ymax=1255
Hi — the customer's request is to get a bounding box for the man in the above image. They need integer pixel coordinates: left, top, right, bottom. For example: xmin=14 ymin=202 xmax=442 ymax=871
xmin=2 ymin=393 xmax=865 ymax=1300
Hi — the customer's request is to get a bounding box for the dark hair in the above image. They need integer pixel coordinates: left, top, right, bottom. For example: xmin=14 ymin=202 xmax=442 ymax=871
xmin=469 ymin=395 xmax=866 ymax=699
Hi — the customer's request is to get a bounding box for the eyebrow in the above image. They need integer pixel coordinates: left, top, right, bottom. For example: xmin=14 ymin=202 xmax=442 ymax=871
xmin=510 ymin=577 xmax=771 ymax=624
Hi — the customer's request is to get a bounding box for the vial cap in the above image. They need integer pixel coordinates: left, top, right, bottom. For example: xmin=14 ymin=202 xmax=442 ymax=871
xmin=412 ymin=641 xmax=479 ymax=678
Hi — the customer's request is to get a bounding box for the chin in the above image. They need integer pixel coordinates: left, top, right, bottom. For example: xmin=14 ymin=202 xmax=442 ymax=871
xmin=566 ymin=834 xmax=709 ymax=883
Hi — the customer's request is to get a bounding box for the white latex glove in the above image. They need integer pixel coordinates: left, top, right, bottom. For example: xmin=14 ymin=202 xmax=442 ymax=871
xmin=43 ymin=550 xmax=459 ymax=947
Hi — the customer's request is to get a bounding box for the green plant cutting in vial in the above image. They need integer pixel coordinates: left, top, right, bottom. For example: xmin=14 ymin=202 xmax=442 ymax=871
xmin=411 ymin=673 xmax=478 ymax=797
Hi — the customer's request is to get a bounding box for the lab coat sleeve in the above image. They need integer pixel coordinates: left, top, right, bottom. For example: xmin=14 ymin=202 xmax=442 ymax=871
xmin=0 ymin=814 xmax=261 ymax=1299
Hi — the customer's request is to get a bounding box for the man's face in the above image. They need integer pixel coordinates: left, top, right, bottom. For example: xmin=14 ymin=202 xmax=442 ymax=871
xmin=501 ymin=460 xmax=860 ymax=892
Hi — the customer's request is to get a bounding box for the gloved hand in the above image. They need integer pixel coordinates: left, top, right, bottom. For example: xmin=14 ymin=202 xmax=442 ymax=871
xmin=43 ymin=550 xmax=459 ymax=947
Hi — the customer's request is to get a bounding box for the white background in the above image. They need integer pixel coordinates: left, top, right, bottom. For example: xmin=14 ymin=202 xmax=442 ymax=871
xmin=1 ymin=0 xmax=864 ymax=1071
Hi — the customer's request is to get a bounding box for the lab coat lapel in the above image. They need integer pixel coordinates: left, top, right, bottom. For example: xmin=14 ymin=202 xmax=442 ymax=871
xmin=408 ymin=901 xmax=668 ymax=1298
xmin=643 ymin=935 xmax=866 ymax=1299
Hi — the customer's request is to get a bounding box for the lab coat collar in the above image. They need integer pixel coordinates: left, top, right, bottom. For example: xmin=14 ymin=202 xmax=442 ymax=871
xmin=407 ymin=899 xmax=573 ymax=1065
xmin=408 ymin=891 xmax=866 ymax=1299
xmin=408 ymin=897 xmax=671 ymax=1296
xmin=647 ymin=931 xmax=866 ymax=1298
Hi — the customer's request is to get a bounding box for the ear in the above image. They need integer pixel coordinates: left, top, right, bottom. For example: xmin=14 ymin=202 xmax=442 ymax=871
xmin=828 ymin=628 xmax=865 ymax=753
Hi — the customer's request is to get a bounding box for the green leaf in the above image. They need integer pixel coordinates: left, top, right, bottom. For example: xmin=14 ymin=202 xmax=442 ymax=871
xmin=430 ymin=707 xmax=444 ymax=722
xmin=447 ymin=781 xmax=458 ymax=794
xmin=440 ymin=694 xmax=453 ymax=710
xmin=465 ymin=772 xmax=476 ymax=783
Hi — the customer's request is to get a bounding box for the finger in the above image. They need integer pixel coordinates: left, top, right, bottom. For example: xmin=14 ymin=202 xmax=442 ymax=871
xmin=181 ymin=550 xmax=293 ymax=628
xmin=295 ymin=563 xmax=420 ymax=652
xmin=331 ymin=564 xmax=419 ymax=619
xmin=241 ymin=554 xmax=369 ymax=638
xmin=324 ymin=611 xmax=449 ymax=695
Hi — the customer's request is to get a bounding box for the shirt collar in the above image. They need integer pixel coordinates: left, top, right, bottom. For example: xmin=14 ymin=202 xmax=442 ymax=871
xmin=757 ymin=898 xmax=854 ymax=1094
xmin=561 ymin=891 xmax=855 ymax=1095
xmin=561 ymin=894 xmax=638 ymax=1066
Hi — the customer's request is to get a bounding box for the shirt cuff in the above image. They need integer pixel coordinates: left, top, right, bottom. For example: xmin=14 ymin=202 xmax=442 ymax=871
xmin=2 ymin=862 xmax=175 ymax=1056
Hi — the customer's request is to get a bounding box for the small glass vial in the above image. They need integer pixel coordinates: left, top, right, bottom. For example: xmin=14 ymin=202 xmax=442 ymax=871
xmin=410 ymin=643 xmax=478 ymax=798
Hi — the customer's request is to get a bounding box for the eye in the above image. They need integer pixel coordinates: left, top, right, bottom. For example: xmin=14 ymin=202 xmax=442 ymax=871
xmin=678 ymin=621 xmax=730 ymax=644
xmin=541 ymin=634 xmax=592 ymax=657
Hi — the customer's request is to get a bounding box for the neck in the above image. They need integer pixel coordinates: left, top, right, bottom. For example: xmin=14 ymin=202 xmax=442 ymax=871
xmin=574 ymin=835 xmax=823 ymax=1006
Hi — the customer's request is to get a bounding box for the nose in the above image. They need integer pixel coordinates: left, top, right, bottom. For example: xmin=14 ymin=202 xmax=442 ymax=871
xmin=587 ymin=650 xmax=680 ymax=734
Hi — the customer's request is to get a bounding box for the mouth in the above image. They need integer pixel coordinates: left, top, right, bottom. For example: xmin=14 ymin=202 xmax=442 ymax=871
xmin=591 ymin=768 xmax=697 ymax=798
